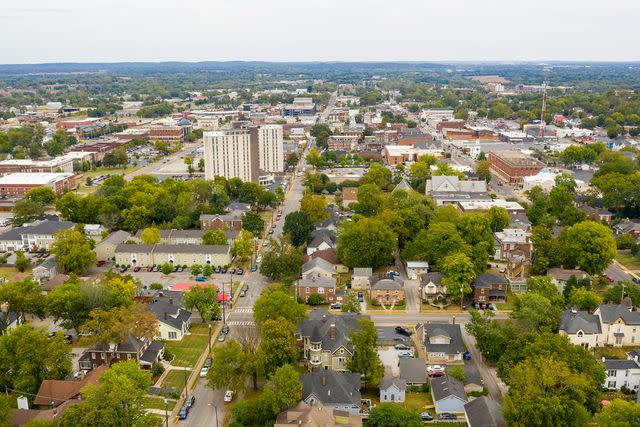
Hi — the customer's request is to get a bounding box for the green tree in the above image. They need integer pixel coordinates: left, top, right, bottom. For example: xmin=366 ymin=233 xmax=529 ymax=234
xmin=562 ymin=221 xmax=616 ymax=275
xmin=594 ymin=399 xmax=640 ymax=427
xmin=260 ymin=317 xmax=299 ymax=375
xmin=12 ymin=198 xmax=46 ymax=226
xmin=354 ymin=183 xmax=385 ymax=216
xmin=403 ymin=222 xmax=467 ymax=270
xmin=203 ymin=229 xmax=227 ymax=245
xmin=269 ymin=364 xmax=301 ymax=409
xmin=341 ymin=291 xmax=361 ymax=313
xmin=121 ymin=205 xmax=152 ymax=233
xmin=283 ymin=211 xmax=315 ymax=247
xmin=0 ymin=278 xmax=45 ymax=328
xmin=337 ymin=218 xmax=397 ymax=268
xmin=51 ymin=229 xmax=96 ymax=274
xmin=183 ymin=285 xmax=220 ymax=323
xmin=0 ymin=325 xmax=71 ymax=398
xmin=603 ymin=282 xmax=640 ymax=306
xmin=207 ymin=340 xmax=246 ymax=390
xmin=441 ymin=252 xmax=475 ymax=306
xmin=309 ymin=124 xmax=332 ymax=149
xmin=161 ymin=262 xmax=173 ymax=275
xmin=0 ymin=395 xmax=9 ymax=427
xmin=448 ymin=365 xmax=466 ymax=382
xmin=360 ymin=163 xmax=392 ymax=189
xmin=476 ymin=159 xmax=492 ymax=183
xmin=530 ymin=225 xmax=564 ymax=274
xmin=300 ymin=193 xmax=328 ymax=222
xmin=59 ymin=360 xmax=156 ymax=427
xmin=14 ymin=250 xmax=30 ymax=272
xmin=347 ymin=318 xmax=384 ymax=388
xmin=486 ymin=206 xmax=510 ymax=232
xmin=140 ymin=226 xmax=161 ymax=244
xmin=512 ymin=292 xmax=560 ymax=332
xmin=24 ymin=186 xmax=57 ymax=205
xmin=465 ymin=310 xmax=517 ymax=363
xmin=569 ymin=288 xmax=603 ymax=312
xmin=231 ymin=229 xmax=254 ymax=260
xmin=242 ymin=211 xmax=266 ymax=235
xmin=367 ymin=403 xmax=422 ymax=427
xmin=259 ymin=237 xmax=304 ymax=284
xmin=254 ymin=289 xmax=305 ymax=326
xmin=525 ymin=276 xmax=565 ymax=308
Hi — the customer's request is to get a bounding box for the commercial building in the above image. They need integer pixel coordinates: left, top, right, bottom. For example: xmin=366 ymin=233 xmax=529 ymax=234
xmin=488 ymin=151 xmax=545 ymax=184
xmin=0 ymin=173 xmax=76 ymax=197
xmin=283 ymin=97 xmax=317 ymax=117
xmin=425 ymin=175 xmax=490 ymax=206
xmin=326 ymin=135 xmax=359 ymax=152
xmin=0 ymin=156 xmax=75 ymax=174
xmin=203 ymin=124 xmax=284 ymax=182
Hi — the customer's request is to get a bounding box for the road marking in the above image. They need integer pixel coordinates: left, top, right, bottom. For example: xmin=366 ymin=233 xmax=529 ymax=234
xmin=226 ymin=321 xmax=256 ymax=326
xmin=233 ymin=307 xmax=254 ymax=313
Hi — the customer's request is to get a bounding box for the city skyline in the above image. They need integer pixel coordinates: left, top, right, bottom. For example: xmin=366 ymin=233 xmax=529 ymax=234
xmin=1 ymin=0 xmax=639 ymax=64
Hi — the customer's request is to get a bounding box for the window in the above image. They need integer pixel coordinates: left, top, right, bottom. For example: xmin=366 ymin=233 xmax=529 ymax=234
xmin=91 ymin=352 xmax=96 ymax=359
xmin=127 ymin=354 xmax=131 ymax=360
xmin=577 ymin=331 xmax=583 ymax=337
xmin=607 ymin=370 xmax=616 ymax=377
xmin=616 ymin=336 xmax=623 ymax=345
xmin=168 ymin=331 xmax=177 ymax=339
xmin=581 ymin=343 xmax=589 ymax=349
xmin=318 ymin=287 xmax=324 ymax=294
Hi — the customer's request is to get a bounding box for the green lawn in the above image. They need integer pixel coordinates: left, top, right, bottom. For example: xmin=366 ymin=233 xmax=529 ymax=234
xmin=160 ymin=369 xmax=190 ymax=392
xmin=600 ymin=391 xmax=637 ymax=402
xmin=495 ymin=291 xmax=517 ymax=311
xmin=616 ymin=250 xmax=640 ymax=269
xmin=142 ymin=396 xmax=177 ymax=411
xmin=593 ymin=346 xmax=637 ymax=360
xmin=164 ymin=332 xmax=210 ymax=367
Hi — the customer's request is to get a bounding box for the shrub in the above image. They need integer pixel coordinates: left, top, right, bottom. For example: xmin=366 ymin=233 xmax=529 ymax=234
xmin=307 ymin=294 xmax=326 ymax=306
xmin=149 ymin=283 xmax=164 ymax=291
xmin=421 ymin=382 xmax=430 ymax=393
xmin=151 ymin=362 xmax=165 ymax=378
xmin=163 ymin=348 xmax=175 ymax=362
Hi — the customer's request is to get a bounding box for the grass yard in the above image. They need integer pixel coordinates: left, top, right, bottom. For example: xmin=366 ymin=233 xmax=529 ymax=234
xmin=616 ymin=250 xmax=640 ymax=270
xmin=593 ymin=346 xmax=637 ymax=360
xmin=601 ymin=390 xmax=637 ymax=402
xmin=495 ymin=291 xmax=517 ymax=311
xmin=362 ymin=391 xmax=433 ymax=412
xmin=142 ymin=396 xmax=177 ymax=411
xmin=164 ymin=332 xmax=210 ymax=367
xmin=160 ymin=369 xmax=190 ymax=392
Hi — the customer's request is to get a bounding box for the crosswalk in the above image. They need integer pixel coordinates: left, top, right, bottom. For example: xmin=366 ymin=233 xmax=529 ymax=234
xmin=233 ymin=307 xmax=254 ymax=314
xmin=226 ymin=320 xmax=256 ymax=326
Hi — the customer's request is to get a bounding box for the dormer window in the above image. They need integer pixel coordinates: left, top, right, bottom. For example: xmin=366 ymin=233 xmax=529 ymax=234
xmin=577 ymin=331 xmax=584 ymax=337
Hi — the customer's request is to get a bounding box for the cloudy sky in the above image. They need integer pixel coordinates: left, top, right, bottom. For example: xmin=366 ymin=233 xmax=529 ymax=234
xmin=1 ymin=0 xmax=638 ymax=63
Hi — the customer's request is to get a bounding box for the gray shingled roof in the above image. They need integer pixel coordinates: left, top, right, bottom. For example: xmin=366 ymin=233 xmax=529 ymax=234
xmin=301 ymin=371 xmax=361 ymax=406
xmin=399 ymin=358 xmax=427 ymax=384
xmin=559 ymin=309 xmax=601 ymax=334
xmin=153 ymin=244 xmax=230 ymax=254
xmin=597 ymin=304 xmax=640 ymax=325
xmin=299 ymin=274 xmax=336 ymax=288
xmin=353 ymin=268 xmax=372 ymax=277
xmin=371 ymin=277 xmax=403 ymax=290
xmin=422 ymin=272 xmax=443 ymax=285
xmin=473 ymin=274 xmax=508 ymax=288
xmin=380 ymin=376 xmax=406 ymax=391
xmin=148 ymin=300 xmax=191 ymax=330
xmin=603 ymin=359 xmax=640 ymax=370
xmin=303 ymin=257 xmax=335 ymax=274
xmin=423 ymin=323 xmax=465 ymax=355
xmin=297 ymin=308 xmax=366 ymax=353
xmin=99 ymin=230 xmax=131 ymax=246
xmin=464 ymin=397 xmax=505 ymax=427
xmin=24 ymin=220 xmax=75 ymax=235
xmin=431 ymin=375 xmax=468 ymax=403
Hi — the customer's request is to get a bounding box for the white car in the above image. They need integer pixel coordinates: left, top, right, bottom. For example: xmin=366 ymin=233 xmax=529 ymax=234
xmin=427 ymin=365 xmax=445 ymax=372
xmin=256 ymin=255 xmax=263 ymax=263
xmin=224 ymin=390 xmax=234 ymax=402
xmin=199 ymin=367 xmax=208 ymax=378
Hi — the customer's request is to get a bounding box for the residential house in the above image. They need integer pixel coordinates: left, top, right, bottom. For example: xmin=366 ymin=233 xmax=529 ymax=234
xmin=399 ymin=358 xmax=427 ymax=386
xmin=341 ymin=187 xmax=358 ymax=209
xmin=83 ymin=224 xmax=106 ymax=236
xmin=379 ymin=376 xmax=406 ymax=403
xmin=431 ymin=375 xmax=468 ymax=413
xmin=95 ymin=230 xmax=131 ymax=261
xmin=34 ymin=366 xmax=107 ymax=409
xmin=493 ymin=228 xmax=532 ymax=262
xmin=304 ymin=248 xmax=349 ymax=277
xmin=425 ymin=175 xmax=491 ymax=206
xmin=296 ymin=308 xmax=366 ymax=371
xmin=0 ymin=220 xmax=75 ymax=251
xmin=199 ymin=213 xmax=243 ymax=231
xmin=547 ymin=268 xmax=589 ymax=294
xmin=559 ymin=307 xmax=602 ymax=349
xmin=275 ymin=402 xmax=362 ymax=427
xmin=406 ymin=261 xmax=429 ymax=280
xmin=303 ymin=258 xmax=338 ymax=280
xmin=42 ymin=274 xmax=69 ymax=294
xmin=148 ymin=299 xmax=191 ymax=341
xmin=464 ymin=397 xmax=505 ymax=427
xmin=370 ymin=277 xmax=405 ymax=305
xmin=603 ymin=356 xmax=640 ymax=391
xmin=421 ymin=272 xmax=447 ymax=301
xmin=0 ymin=311 xmax=21 ymax=334
xmin=594 ymin=304 xmax=640 ymax=347
xmin=32 ymin=258 xmax=57 ymax=283
xmin=472 ymin=274 xmax=508 ymax=304
xmin=300 ymin=370 xmax=362 ymax=415
xmin=351 ymin=268 xmax=373 ymax=290
xmin=584 ymin=206 xmax=613 ymax=224
xmin=78 ymin=336 xmax=164 ymax=370
xmin=299 ymin=274 xmax=337 ymax=304
xmin=115 ymin=243 xmax=231 ymax=268
xmin=614 ymin=219 xmax=640 ymax=238
xmin=508 ymin=213 xmax=532 ymax=231
xmin=420 ymin=323 xmax=465 ymax=362
xmin=307 ymin=229 xmax=336 ymax=256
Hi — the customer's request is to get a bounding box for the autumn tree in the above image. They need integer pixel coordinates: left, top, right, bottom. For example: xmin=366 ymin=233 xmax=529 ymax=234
xmin=140 ymin=226 xmax=161 ymax=244
xmin=300 ymin=192 xmax=329 ymax=222
xmin=231 ymin=229 xmax=254 ymax=260
xmin=51 ymin=228 xmax=96 ymax=274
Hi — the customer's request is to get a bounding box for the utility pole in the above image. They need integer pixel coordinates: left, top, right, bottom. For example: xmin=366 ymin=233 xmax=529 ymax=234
xmin=621 ymin=283 xmax=626 ymax=304
xmin=208 ymin=323 xmax=212 ymax=354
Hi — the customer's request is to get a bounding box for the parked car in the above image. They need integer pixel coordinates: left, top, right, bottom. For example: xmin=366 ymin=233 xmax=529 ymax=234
xmin=330 ymin=302 xmax=341 ymax=309
xmin=250 ymin=265 xmax=257 ymax=272
xmin=268 ymin=229 xmax=274 ymax=234
xmin=119 ymin=267 xmax=128 ymax=273
xmin=438 ymin=413 xmax=457 ymax=420
xmin=256 ymin=255 xmax=263 ymax=263
xmin=217 ymin=333 xmax=225 ymax=342
xmin=133 ymin=266 xmax=141 ymax=272
xmin=178 ymin=406 xmax=189 ymax=420
xmin=224 ymin=390 xmax=234 ymax=402
xmin=204 ymin=357 xmax=213 ymax=368
xmin=200 ymin=367 xmax=209 ymax=378
xmin=398 ymin=351 xmax=413 ymax=358
xmin=152 ymin=266 xmax=159 ymax=272
xmin=463 ymin=351 xmax=471 ymax=360
xmin=173 ymin=266 xmax=179 ymax=272
xmin=395 ymin=326 xmax=412 ymax=336
xmin=394 ymin=343 xmax=410 ymax=350
xmin=185 ymin=395 xmax=196 ymax=408
xmin=236 ymin=269 xmax=244 ymax=275
xmin=195 ymin=276 xmax=206 ymax=282
xmin=177 ymin=266 xmax=184 ymax=272
xmin=229 ymin=268 xmax=236 ymax=274
xmin=214 ymin=266 xmax=221 ymax=273
xmin=222 ymin=324 xmax=230 ymax=334
xmin=388 ymin=271 xmax=400 ymax=278
xmin=420 ymin=412 xmax=434 ymax=421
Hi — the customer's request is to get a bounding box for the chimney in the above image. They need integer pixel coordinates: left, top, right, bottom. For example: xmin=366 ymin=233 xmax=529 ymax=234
xmin=164 ymin=312 xmax=167 ymax=320
xmin=322 ymin=373 xmax=327 ymax=386
xmin=452 ymin=316 xmax=455 ymax=325
xmin=330 ymin=324 xmax=336 ymax=340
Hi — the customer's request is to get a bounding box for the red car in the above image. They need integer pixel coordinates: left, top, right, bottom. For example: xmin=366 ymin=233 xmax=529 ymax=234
xmin=133 ymin=266 xmax=141 ymax=272
xmin=96 ymin=260 xmax=106 ymax=267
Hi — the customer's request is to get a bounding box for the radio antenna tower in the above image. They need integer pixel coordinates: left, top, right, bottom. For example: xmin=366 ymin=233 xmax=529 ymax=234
xmin=539 ymin=68 xmax=549 ymax=138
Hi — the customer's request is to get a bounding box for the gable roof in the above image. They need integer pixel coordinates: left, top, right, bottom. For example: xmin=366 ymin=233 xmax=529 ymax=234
xmin=301 ymin=371 xmax=361 ymax=406
xmin=24 ymin=220 xmax=75 ymax=236
xmin=371 ymin=277 xmax=403 ymax=290
xmin=353 ymin=268 xmax=372 ymax=277
xmin=426 ymin=175 xmax=487 ymax=194
xmin=308 ymin=229 xmax=336 ymax=249
xmin=34 ymin=365 xmax=107 ymax=406
xmin=303 ymin=257 xmax=335 ymax=274
xmin=393 ymin=179 xmax=414 ymax=193
xmin=399 ymin=358 xmax=427 ymax=384
xmin=603 ymin=359 xmax=640 ymax=370
xmin=559 ymin=309 xmax=601 ymax=334
xmin=423 ymin=323 xmax=464 ymax=355
xmin=297 ymin=308 xmax=366 ymax=353
xmin=98 ymin=230 xmax=131 ymax=246
xmin=473 ymin=274 xmax=508 ymax=288
xmin=380 ymin=376 xmax=406 ymax=392
xmin=431 ymin=375 xmax=468 ymax=403
xmin=464 ymin=397 xmax=505 ymax=427
xmin=148 ymin=300 xmax=192 ymax=330
xmin=299 ymin=274 xmax=337 ymax=288
xmin=422 ymin=272 xmax=444 ymax=286
xmin=597 ymin=304 xmax=640 ymax=325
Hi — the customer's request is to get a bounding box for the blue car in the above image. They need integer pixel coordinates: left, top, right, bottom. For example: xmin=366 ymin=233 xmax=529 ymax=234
xmin=195 ymin=276 xmax=206 ymax=282
xmin=463 ymin=351 xmax=471 ymax=360
xmin=178 ymin=405 xmax=189 ymax=420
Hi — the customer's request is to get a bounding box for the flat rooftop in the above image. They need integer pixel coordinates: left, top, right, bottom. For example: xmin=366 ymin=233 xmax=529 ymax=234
xmin=0 ymin=172 xmax=74 ymax=185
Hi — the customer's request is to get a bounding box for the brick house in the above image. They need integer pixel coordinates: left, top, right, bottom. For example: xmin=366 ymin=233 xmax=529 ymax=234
xmin=299 ymin=274 xmax=337 ymax=303
xmin=370 ymin=277 xmax=405 ymax=304
xmin=472 ymin=274 xmax=508 ymax=304
xmin=78 ymin=336 xmax=164 ymax=371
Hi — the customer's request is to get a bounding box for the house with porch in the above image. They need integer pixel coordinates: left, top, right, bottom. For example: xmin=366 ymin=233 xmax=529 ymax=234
xmin=419 ymin=323 xmax=465 ymax=362
xmin=472 ymin=274 xmax=508 ymax=304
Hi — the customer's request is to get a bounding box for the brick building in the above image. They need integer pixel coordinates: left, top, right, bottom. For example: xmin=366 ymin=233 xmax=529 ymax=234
xmin=488 ymin=151 xmax=545 ymax=184
xmin=327 ymin=135 xmax=359 ymax=152
xmin=0 ymin=173 xmax=76 ymax=197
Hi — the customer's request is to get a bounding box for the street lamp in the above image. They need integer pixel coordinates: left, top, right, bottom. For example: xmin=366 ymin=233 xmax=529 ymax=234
xmin=208 ymin=323 xmax=212 ymax=354
xmin=183 ymin=367 xmax=189 ymax=398
xmin=163 ymin=398 xmax=168 ymax=427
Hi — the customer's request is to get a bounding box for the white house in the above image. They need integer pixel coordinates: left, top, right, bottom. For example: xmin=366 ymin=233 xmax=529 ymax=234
xmin=379 ymin=377 xmax=406 ymax=403
xmin=603 ymin=355 xmax=640 ymax=391
xmin=351 ymin=268 xmax=373 ymax=290
xmin=148 ymin=300 xmax=192 ymax=340
xmin=406 ymin=261 xmax=429 ymax=280
xmin=558 ymin=307 xmax=602 ymax=349
xmin=594 ymin=304 xmax=640 ymax=347
xmin=431 ymin=375 xmax=468 ymax=413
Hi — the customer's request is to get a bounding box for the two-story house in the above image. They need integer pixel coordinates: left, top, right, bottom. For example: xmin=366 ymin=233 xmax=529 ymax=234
xmin=603 ymin=353 xmax=640 ymax=391
xmin=351 ymin=268 xmax=372 ymax=290
xmin=148 ymin=299 xmax=192 ymax=340
xmin=493 ymin=228 xmax=532 ymax=262
xmin=370 ymin=277 xmax=405 ymax=305
xmin=300 ymin=370 xmax=362 ymax=415
xmin=78 ymin=336 xmax=164 ymax=371
xmin=307 ymin=229 xmax=336 ymax=256
xmin=296 ymin=308 xmax=366 ymax=371
xmin=299 ymin=274 xmax=338 ymax=304
xmin=472 ymin=274 xmax=508 ymax=304
xmin=419 ymin=323 xmax=465 ymax=362
xmin=594 ymin=304 xmax=640 ymax=347
xmin=559 ymin=307 xmax=602 ymax=349
xmin=421 ymin=272 xmax=447 ymax=301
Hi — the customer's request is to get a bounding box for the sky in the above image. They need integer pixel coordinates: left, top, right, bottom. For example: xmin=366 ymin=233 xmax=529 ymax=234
xmin=1 ymin=0 xmax=639 ymax=64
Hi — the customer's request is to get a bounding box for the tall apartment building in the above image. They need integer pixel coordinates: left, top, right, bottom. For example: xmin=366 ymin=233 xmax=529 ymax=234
xmin=203 ymin=124 xmax=283 ymax=182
